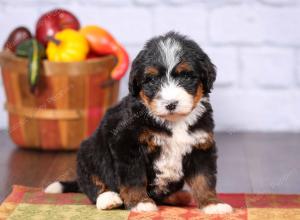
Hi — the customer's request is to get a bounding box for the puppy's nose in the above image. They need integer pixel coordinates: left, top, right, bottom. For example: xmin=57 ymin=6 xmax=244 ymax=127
xmin=165 ymin=101 xmax=178 ymax=111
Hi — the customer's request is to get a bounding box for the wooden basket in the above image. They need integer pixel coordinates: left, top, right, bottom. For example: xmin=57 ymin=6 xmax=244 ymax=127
xmin=0 ymin=52 xmax=119 ymax=150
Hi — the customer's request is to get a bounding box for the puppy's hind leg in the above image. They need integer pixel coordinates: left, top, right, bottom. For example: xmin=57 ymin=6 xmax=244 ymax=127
xmin=78 ymin=171 xmax=123 ymax=210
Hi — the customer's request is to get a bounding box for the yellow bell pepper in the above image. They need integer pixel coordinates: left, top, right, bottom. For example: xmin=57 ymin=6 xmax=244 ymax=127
xmin=46 ymin=29 xmax=89 ymax=62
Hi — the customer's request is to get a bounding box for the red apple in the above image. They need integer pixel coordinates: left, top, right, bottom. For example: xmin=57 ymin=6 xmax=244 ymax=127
xmin=35 ymin=8 xmax=80 ymax=46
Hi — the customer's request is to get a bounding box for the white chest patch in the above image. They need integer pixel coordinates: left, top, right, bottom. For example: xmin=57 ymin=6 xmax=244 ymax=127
xmin=152 ymin=101 xmax=209 ymax=192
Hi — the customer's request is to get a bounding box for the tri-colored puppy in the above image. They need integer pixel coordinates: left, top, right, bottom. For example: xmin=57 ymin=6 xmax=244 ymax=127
xmin=45 ymin=32 xmax=233 ymax=214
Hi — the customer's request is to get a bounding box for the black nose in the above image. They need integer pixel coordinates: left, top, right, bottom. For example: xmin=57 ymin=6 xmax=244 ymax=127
xmin=165 ymin=101 xmax=178 ymax=111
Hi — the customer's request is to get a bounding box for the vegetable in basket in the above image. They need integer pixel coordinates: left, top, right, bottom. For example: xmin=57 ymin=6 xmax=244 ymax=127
xmin=46 ymin=29 xmax=89 ymax=62
xmin=16 ymin=39 xmax=45 ymax=92
xmin=3 ymin=27 xmax=32 ymax=52
xmin=80 ymin=26 xmax=129 ymax=80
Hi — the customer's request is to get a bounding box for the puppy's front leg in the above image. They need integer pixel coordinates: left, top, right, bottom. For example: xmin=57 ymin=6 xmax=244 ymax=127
xmin=114 ymin=145 xmax=157 ymax=212
xmin=184 ymin=149 xmax=233 ymax=214
xmin=120 ymin=186 xmax=157 ymax=212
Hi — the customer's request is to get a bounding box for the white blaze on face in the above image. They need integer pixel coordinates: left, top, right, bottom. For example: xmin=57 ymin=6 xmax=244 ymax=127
xmin=159 ymin=38 xmax=181 ymax=77
xmin=154 ymin=38 xmax=194 ymax=117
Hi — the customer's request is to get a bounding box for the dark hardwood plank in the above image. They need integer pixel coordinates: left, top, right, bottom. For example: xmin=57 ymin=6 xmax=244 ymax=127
xmin=41 ymin=152 xmax=77 ymax=187
xmin=0 ymin=130 xmax=77 ymax=202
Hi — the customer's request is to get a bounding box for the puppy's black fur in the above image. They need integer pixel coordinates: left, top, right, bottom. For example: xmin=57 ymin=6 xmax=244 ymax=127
xmin=48 ymin=32 xmax=224 ymax=211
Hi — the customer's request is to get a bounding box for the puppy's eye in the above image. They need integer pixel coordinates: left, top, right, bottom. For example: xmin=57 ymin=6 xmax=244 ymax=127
xmin=143 ymin=75 xmax=156 ymax=84
xmin=180 ymin=71 xmax=189 ymax=76
xmin=176 ymin=71 xmax=192 ymax=78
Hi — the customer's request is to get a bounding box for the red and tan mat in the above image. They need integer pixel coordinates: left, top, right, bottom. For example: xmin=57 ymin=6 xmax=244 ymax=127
xmin=0 ymin=185 xmax=299 ymax=220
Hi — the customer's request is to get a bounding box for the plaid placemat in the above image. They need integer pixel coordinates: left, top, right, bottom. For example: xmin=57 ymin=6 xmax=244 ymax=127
xmin=1 ymin=185 xmax=300 ymax=220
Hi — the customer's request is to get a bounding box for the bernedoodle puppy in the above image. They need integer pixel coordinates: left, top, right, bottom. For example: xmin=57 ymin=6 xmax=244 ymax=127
xmin=45 ymin=32 xmax=233 ymax=214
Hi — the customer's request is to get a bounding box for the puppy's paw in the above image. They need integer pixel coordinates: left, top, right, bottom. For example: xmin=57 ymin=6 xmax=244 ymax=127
xmin=96 ymin=191 xmax=123 ymax=210
xmin=44 ymin=181 xmax=63 ymax=194
xmin=202 ymin=203 xmax=233 ymax=214
xmin=131 ymin=202 xmax=158 ymax=212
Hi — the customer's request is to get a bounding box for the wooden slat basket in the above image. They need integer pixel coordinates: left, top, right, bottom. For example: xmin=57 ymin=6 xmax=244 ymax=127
xmin=0 ymin=52 xmax=119 ymax=150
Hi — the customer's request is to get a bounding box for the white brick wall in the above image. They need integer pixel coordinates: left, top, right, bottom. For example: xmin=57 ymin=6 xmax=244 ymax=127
xmin=0 ymin=0 xmax=300 ymax=131
xmin=297 ymin=51 xmax=300 ymax=85
xmin=210 ymin=5 xmax=300 ymax=45
xmin=205 ymin=46 xmax=239 ymax=87
xmin=153 ymin=6 xmax=208 ymax=42
xmin=240 ymin=47 xmax=294 ymax=88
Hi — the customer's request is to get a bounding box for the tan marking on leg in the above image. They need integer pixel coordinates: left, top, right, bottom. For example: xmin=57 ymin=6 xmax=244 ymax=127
xmin=91 ymin=175 xmax=107 ymax=195
xmin=186 ymin=174 xmax=219 ymax=208
xmin=163 ymin=190 xmax=192 ymax=206
xmin=120 ymin=186 xmax=154 ymax=209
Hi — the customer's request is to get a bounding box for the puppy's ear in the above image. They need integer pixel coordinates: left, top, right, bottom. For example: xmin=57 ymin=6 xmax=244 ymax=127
xmin=200 ymin=54 xmax=216 ymax=94
xmin=128 ymin=50 xmax=145 ymax=97
xmin=128 ymin=65 xmax=139 ymax=97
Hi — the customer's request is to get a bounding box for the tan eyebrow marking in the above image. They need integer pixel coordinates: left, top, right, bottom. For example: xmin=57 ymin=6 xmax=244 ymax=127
xmin=175 ymin=62 xmax=193 ymax=74
xmin=145 ymin=66 xmax=159 ymax=76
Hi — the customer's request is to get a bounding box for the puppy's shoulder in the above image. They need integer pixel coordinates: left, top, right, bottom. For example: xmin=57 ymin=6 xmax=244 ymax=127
xmin=103 ymin=95 xmax=144 ymax=122
xmin=98 ymin=95 xmax=147 ymax=135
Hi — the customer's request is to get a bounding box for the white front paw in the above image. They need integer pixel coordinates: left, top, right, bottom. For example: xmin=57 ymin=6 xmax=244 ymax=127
xmin=96 ymin=191 xmax=123 ymax=210
xmin=131 ymin=202 xmax=158 ymax=212
xmin=202 ymin=203 xmax=233 ymax=214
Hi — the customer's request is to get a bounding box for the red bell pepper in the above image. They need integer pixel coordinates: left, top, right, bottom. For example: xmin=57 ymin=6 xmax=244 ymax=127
xmin=80 ymin=26 xmax=129 ymax=80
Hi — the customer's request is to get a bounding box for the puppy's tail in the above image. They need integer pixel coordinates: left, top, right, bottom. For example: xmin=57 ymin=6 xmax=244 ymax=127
xmin=44 ymin=180 xmax=80 ymax=194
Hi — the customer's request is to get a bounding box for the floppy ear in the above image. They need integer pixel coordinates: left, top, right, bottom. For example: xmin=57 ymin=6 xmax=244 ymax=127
xmin=128 ymin=50 xmax=145 ymax=97
xmin=200 ymin=54 xmax=216 ymax=94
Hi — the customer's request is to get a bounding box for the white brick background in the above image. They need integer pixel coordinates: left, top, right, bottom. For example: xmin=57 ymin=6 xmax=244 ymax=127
xmin=0 ymin=0 xmax=300 ymax=131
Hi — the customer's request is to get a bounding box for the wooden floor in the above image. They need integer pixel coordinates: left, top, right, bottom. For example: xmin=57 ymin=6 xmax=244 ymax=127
xmin=1 ymin=130 xmax=299 ymax=202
